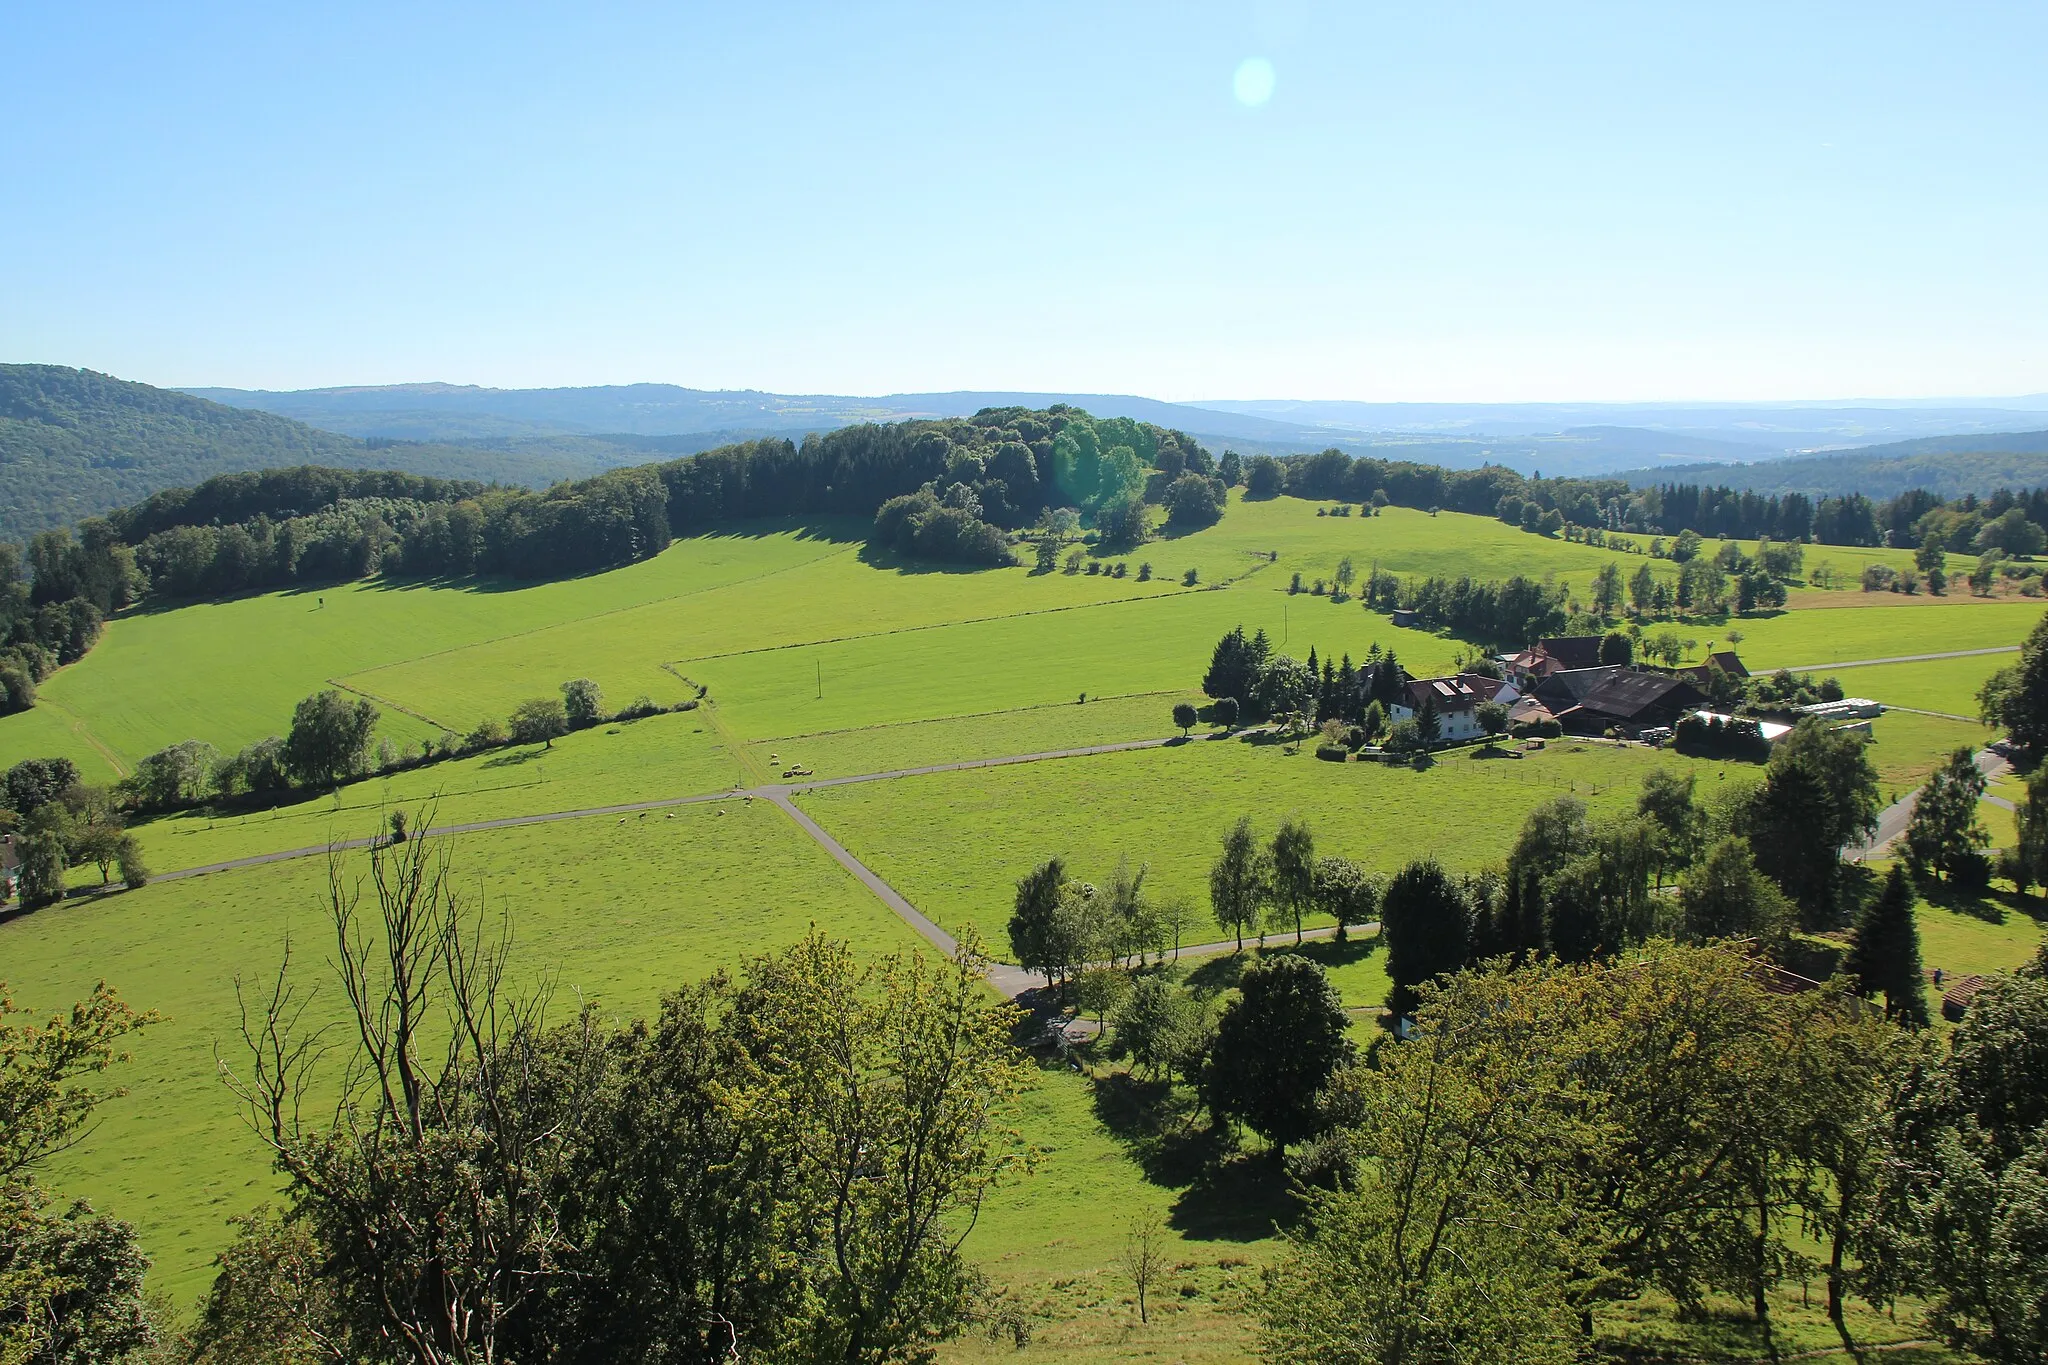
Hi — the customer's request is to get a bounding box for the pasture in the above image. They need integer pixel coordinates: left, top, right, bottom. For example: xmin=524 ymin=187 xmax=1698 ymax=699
xmin=12 ymin=801 xmax=923 ymax=1300
xmin=126 ymin=708 xmax=746 ymax=874
xmin=797 ymin=738 xmax=1750 ymax=947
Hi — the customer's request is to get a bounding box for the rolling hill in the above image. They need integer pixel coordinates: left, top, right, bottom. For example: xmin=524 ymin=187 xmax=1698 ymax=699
xmin=0 ymin=366 xmax=613 ymax=542
xmin=1615 ymin=429 xmax=2048 ymax=497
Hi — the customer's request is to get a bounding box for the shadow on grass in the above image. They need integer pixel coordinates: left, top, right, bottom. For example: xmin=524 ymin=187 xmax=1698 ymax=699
xmin=479 ymin=745 xmax=550 ymax=771
xmin=1084 ymin=1070 xmax=1298 ymax=1243
xmin=1919 ymin=876 xmax=2048 ymax=926
xmin=1181 ymin=937 xmax=1379 ymax=1002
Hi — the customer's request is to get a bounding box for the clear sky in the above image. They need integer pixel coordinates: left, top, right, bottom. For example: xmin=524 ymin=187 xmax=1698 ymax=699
xmin=3 ymin=2 xmax=2044 ymax=402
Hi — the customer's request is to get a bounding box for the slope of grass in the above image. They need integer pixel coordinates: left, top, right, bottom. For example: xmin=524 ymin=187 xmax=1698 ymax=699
xmin=800 ymin=739 xmax=1748 ymax=946
xmin=127 ymin=708 xmax=747 ymax=873
xmin=688 ymin=587 xmax=1463 ymax=743
xmin=1862 ymin=711 xmax=1987 ymax=795
xmin=10 ymin=802 xmax=924 ymax=1303
xmin=0 ymin=525 xmax=858 ymax=774
xmin=1728 ymin=601 xmax=2040 ymax=669
xmin=340 ymin=550 xmax=1191 ymax=737
xmin=745 ymin=691 xmax=1207 ymax=781
xmin=1817 ymin=653 xmax=2011 ymax=717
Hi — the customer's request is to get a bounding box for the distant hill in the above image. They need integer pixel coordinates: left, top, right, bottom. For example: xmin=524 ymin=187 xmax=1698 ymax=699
xmin=190 ymin=381 xmax=1983 ymax=480
xmin=184 ymin=382 xmax=1324 ymax=445
xmin=0 ymin=367 xmax=611 ymax=543
xmin=1614 ymin=430 xmax=2048 ymax=498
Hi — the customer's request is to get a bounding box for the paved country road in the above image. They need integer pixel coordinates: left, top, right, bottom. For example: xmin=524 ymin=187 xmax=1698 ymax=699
xmin=1851 ymin=748 xmax=2009 ymax=861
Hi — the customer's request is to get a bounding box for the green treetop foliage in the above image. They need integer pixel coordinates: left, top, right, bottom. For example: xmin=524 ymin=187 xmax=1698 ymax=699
xmin=1743 ymin=718 xmax=1882 ymax=929
xmin=1903 ymin=747 xmax=1991 ymax=884
xmin=1209 ymin=815 xmax=1270 ymax=953
xmin=1270 ymin=947 xmax=1901 ymax=1363
xmin=1201 ymin=955 xmax=1352 ymax=1150
xmin=1843 ymin=864 xmax=1929 ymax=1024
xmin=222 ymin=827 xmax=1030 ymax=1364
xmin=1381 ymin=859 xmax=1471 ymax=1018
xmin=0 ymin=981 xmax=159 ymax=1362
xmin=282 ymin=688 xmax=380 ymax=787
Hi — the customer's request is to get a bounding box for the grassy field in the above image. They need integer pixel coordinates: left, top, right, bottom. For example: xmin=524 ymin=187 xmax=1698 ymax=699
xmin=0 ymin=524 xmax=861 ymax=777
xmin=10 ymin=802 xmax=926 ymax=1302
xmin=126 ymin=708 xmax=747 ymax=874
xmin=338 ymin=547 xmax=1189 ymax=739
xmin=1816 ymin=652 xmax=2011 ymax=717
xmin=798 ymin=738 xmax=1749 ymax=946
xmin=1861 ymin=710 xmax=1987 ymax=795
xmin=743 ymin=691 xmax=1207 ymax=781
xmin=686 ymin=587 xmax=1462 ymax=743
xmin=1726 ymin=599 xmax=2040 ymax=668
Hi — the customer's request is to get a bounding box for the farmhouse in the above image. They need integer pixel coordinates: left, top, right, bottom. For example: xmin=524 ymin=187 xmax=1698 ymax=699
xmin=1534 ymin=667 xmax=1706 ymax=735
xmin=1504 ymin=636 xmax=1605 ymax=683
xmin=1388 ymin=672 xmax=1515 ymax=741
xmin=1677 ymin=649 xmax=1750 ymax=684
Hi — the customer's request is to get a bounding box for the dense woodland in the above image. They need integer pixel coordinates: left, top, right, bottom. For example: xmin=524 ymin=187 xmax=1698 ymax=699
xmin=0 ymin=365 xmax=594 ymax=542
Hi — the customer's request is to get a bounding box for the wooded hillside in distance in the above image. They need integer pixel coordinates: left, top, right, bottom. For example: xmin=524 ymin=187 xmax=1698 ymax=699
xmin=0 ymin=366 xmax=605 ymax=542
xmin=1618 ymin=431 xmax=2048 ymax=499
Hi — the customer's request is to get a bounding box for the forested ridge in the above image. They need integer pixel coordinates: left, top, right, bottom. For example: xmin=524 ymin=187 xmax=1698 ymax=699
xmin=0 ymin=365 xmax=608 ymax=543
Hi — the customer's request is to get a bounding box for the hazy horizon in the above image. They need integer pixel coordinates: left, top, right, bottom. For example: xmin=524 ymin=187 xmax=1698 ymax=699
xmin=6 ymin=3 xmax=2045 ymax=401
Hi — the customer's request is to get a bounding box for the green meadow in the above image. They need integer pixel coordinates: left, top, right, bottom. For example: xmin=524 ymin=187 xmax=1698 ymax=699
xmin=743 ymin=690 xmax=1206 ymax=781
xmin=797 ymin=739 xmax=1749 ymax=946
xmin=1730 ymin=599 xmax=2041 ymax=668
xmin=1817 ymin=652 xmax=2012 ymax=717
xmin=13 ymin=799 xmax=923 ymax=1301
xmin=126 ymin=708 xmax=747 ymax=873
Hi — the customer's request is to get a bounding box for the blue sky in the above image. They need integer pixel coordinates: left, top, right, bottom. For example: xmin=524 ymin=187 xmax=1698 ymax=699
xmin=3 ymin=2 xmax=2044 ymax=401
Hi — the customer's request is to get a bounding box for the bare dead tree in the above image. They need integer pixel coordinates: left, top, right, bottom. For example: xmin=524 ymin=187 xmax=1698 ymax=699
xmin=220 ymin=809 xmax=601 ymax=1365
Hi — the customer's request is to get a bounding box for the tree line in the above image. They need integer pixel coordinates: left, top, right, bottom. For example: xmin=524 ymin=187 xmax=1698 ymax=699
xmin=0 ymin=677 xmax=695 ymax=910
xmin=1228 ymin=443 xmax=2048 ymax=553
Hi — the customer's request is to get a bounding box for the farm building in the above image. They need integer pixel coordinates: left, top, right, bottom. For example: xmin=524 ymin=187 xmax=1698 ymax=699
xmin=1387 ymin=673 xmax=1505 ymax=741
xmin=1534 ymin=667 xmax=1707 ymax=735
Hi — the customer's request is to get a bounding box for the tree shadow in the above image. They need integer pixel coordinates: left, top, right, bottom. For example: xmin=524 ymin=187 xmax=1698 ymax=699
xmin=1919 ymin=877 xmax=2047 ymax=926
xmin=1083 ymin=1070 xmax=1299 ymax=1242
xmin=479 ymin=746 xmax=551 ymax=771
xmin=852 ymin=542 xmax=1016 ymax=576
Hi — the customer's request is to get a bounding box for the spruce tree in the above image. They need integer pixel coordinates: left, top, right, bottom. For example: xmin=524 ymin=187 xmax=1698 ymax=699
xmin=1843 ymin=864 xmax=1928 ymax=1025
xmin=1382 ymin=859 xmax=1471 ymax=1018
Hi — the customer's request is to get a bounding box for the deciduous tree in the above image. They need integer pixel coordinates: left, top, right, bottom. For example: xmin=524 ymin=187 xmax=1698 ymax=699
xmin=1202 ymin=955 xmax=1351 ymax=1149
xmin=1209 ymin=816 xmax=1269 ymax=952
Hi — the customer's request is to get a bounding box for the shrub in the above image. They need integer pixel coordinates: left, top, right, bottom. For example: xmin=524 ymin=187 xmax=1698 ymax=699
xmin=1183 ymin=568 xmax=1199 ymax=586
xmin=1315 ymin=744 xmax=1348 ymax=762
xmin=465 ymin=717 xmax=509 ymax=750
xmin=561 ymin=678 xmax=605 ymax=729
xmin=1137 ymin=563 xmax=1152 ymax=581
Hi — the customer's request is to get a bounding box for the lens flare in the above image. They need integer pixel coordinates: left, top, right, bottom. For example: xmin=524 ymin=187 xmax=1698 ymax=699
xmin=1233 ymin=57 xmax=1275 ymax=107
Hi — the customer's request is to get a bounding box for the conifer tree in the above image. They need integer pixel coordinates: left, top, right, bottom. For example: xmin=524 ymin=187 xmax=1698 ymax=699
xmin=1843 ymin=864 xmax=1928 ymax=1024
